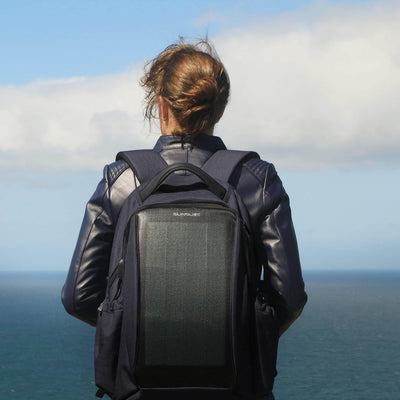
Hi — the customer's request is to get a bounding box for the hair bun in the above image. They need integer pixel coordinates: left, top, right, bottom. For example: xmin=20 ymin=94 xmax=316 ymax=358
xmin=179 ymin=77 xmax=219 ymax=129
xmin=190 ymin=77 xmax=218 ymax=108
xmin=141 ymin=39 xmax=230 ymax=136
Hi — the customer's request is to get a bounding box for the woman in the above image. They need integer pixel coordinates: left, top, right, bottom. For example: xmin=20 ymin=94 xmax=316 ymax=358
xmin=62 ymin=39 xmax=307 ymax=399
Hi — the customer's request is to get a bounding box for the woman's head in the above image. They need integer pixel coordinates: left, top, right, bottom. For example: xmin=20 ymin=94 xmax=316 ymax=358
xmin=141 ymin=39 xmax=230 ymax=137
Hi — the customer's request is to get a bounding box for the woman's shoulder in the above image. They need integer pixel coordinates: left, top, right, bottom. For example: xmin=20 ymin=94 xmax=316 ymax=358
xmin=104 ymin=159 xmax=130 ymax=186
xmin=102 ymin=151 xmax=279 ymax=194
xmin=242 ymin=157 xmax=278 ymax=188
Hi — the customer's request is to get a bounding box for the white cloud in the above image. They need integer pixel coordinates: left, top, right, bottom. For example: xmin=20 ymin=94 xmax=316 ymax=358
xmin=215 ymin=0 xmax=400 ymax=168
xmin=1 ymin=0 xmax=400 ymax=173
xmin=0 ymin=72 xmax=157 ymax=173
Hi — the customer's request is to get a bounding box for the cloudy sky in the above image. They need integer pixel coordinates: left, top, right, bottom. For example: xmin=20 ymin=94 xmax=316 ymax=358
xmin=1 ymin=0 xmax=399 ymax=271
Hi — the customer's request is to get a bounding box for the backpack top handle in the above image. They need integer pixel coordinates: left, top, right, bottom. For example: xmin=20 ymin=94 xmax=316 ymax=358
xmin=139 ymin=163 xmax=227 ymax=202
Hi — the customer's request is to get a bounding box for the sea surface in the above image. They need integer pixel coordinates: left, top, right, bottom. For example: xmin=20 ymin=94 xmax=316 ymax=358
xmin=0 ymin=270 xmax=399 ymax=400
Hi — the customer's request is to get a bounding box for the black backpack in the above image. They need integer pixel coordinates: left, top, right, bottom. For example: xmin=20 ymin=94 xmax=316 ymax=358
xmin=94 ymin=150 xmax=278 ymax=400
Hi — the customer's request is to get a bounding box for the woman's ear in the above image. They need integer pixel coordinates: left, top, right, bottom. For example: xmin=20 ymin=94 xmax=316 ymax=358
xmin=159 ymin=96 xmax=169 ymax=122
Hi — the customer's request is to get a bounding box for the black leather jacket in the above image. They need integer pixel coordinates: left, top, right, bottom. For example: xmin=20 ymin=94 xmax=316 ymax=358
xmin=62 ymin=134 xmax=307 ymax=333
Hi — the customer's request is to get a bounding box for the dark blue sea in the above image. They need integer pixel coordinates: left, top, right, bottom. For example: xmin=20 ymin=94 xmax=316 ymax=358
xmin=0 ymin=270 xmax=399 ymax=400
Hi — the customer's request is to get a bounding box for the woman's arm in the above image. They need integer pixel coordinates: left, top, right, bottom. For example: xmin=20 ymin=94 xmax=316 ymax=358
xmin=258 ymin=164 xmax=308 ymax=335
xmin=61 ymin=166 xmax=114 ymax=326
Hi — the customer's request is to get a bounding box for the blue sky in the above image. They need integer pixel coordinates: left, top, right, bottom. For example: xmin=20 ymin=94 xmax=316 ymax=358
xmin=1 ymin=0 xmax=399 ymax=271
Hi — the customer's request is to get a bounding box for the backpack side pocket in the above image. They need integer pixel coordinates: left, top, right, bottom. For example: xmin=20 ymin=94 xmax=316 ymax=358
xmin=254 ymin=296 xmax=279 ymax=393
xmin=95 ymin=300 xmax=123 ymax=397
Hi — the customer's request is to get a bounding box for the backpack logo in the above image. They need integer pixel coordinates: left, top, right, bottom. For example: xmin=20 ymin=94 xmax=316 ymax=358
xmin=172 ymin=211 xmax=201 ymax=217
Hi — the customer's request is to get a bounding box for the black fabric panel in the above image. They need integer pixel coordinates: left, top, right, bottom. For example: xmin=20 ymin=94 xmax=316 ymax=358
xmin=136 ymin=206 xmax=236 ymax=387
xmin=139 ymin=388 xmax=237 ymax=400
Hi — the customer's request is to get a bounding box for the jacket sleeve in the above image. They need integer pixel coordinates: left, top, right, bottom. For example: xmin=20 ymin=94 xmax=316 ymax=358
xmin=258 ymin=164 xmax=307 ymax=336
xmin=61 ymin=165 xmax=114 ymax=326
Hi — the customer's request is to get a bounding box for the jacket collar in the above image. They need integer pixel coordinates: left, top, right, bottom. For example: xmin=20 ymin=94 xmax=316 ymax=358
xmin=153 ymin=133 xmax=227 ymax=152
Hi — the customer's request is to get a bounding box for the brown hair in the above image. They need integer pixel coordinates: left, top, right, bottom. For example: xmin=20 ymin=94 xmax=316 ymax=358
xmin=140 ymin=39 xmax=230 ymax=137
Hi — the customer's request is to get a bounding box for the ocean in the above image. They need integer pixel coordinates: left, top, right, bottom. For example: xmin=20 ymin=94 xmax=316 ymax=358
xmin=0 ymin=270 xmax=399 ymax=400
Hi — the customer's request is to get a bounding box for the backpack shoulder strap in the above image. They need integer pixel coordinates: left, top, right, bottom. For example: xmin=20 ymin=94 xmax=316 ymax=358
xmin=202 ymin=150 xmax=260 ymax=183
xmin=116 ymin=150 xmax=168 ymax=183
